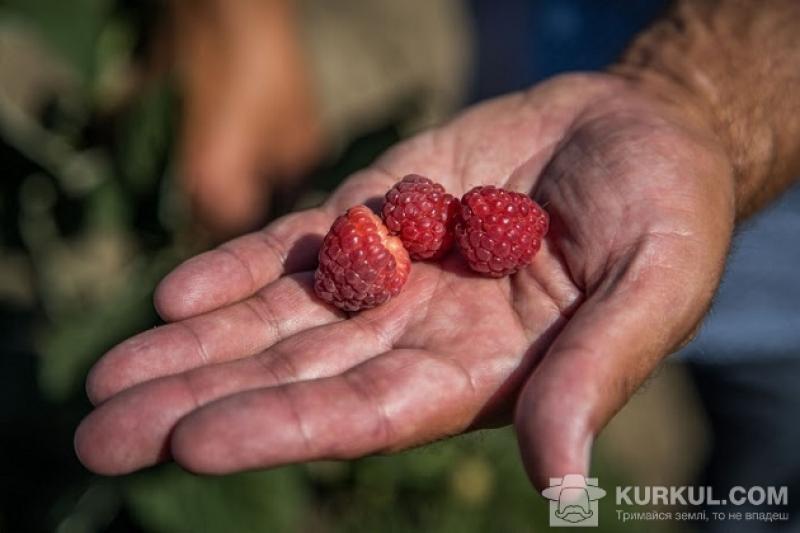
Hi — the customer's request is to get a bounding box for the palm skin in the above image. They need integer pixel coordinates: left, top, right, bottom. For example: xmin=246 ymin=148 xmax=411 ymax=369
xmin=75 ymin=73 xmax=734 ymax=489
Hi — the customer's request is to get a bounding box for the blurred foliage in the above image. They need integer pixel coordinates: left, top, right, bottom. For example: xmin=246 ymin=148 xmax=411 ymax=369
xmin=0 ymin=1 xmax=667 ymax=532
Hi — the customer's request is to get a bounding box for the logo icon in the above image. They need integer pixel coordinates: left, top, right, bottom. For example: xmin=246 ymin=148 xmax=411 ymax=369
xmin=541 ymin=474 xmax=607 ymax=527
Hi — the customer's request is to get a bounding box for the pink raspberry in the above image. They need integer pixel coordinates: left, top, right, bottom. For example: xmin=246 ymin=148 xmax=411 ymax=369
xmin=382 ymin=174 xmax=459 ymax=260
xmin=315 ymin=205 xmax=411 ymax=311
xmin=455 ymin=185 xmax=548 ymax=277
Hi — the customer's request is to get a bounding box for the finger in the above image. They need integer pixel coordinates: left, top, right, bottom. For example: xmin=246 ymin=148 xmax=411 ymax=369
xmin=514 ymin=233 xmax=726 ymax=490
xmin=179 ymin=93 xmax=269 ymax=238
xmin=88 ymin=272 xmax=341 ymax=404
xmin=74 ymin=313 xmax=400 ymax=475
xmin=154 ymin=208 xmax=334 ymax=321
xmin=169 ymin=349 xmax=482 ymax=474
xmin=173 ymin=0 xmax=269 ymax=238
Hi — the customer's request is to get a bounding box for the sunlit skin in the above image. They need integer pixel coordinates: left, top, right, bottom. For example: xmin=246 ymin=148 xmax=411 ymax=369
xmin=75 ymin=73 xmax=735 ymax=489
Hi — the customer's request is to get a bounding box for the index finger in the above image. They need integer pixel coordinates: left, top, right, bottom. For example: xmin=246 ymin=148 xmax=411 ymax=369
xmin=154 ymin=207 xmax=334 ymax=321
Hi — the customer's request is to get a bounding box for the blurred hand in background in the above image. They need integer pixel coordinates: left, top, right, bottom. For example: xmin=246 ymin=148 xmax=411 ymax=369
xmin=171 ymin=0 xmax=323 ymax=240
xmin=168 ymin=0 xmax=471 ymax=240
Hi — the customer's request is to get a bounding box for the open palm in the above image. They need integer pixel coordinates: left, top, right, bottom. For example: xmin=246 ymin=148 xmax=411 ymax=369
xmin=76 ymin=73 xmax=734 ymax=488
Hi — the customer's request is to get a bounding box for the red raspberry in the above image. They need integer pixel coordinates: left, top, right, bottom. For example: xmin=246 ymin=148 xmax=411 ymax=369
xmin=382 ymin=174 xmax=459 ymax=260
xmin=455 ymin=186 xmax=548 ymax=277
xmin=315 ymin=205 xmax=411 ymax=311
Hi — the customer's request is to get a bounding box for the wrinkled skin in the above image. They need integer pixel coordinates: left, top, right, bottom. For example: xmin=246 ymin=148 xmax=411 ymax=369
xmin=75 ymin=73 xmax=734 ymax=489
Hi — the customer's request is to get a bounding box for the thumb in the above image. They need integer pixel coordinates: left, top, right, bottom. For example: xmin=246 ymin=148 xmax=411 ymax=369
xmin=513 ymin=233 xmax=724 ymax=491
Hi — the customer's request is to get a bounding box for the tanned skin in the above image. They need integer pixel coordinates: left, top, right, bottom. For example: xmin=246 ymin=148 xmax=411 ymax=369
xmin=613 ymin=0 xmax=800 ymax=218
xmin=76 ymin=1 xmax=800 ymax=490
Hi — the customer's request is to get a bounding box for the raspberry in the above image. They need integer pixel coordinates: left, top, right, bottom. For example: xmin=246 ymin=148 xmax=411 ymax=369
xmin=455 ymin=186 xmax=548 ymax=277
xmin=315 ymin=205 xmax=411 ymax=311
xmin=382 ymin=174 xmax=459 ymax=260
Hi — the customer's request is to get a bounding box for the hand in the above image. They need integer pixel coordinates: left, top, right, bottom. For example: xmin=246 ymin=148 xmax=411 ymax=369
xmin=172 ymin=0 xmax=322 ymax=239
xmin=75 ymin=73 xmax=734 ymax=489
